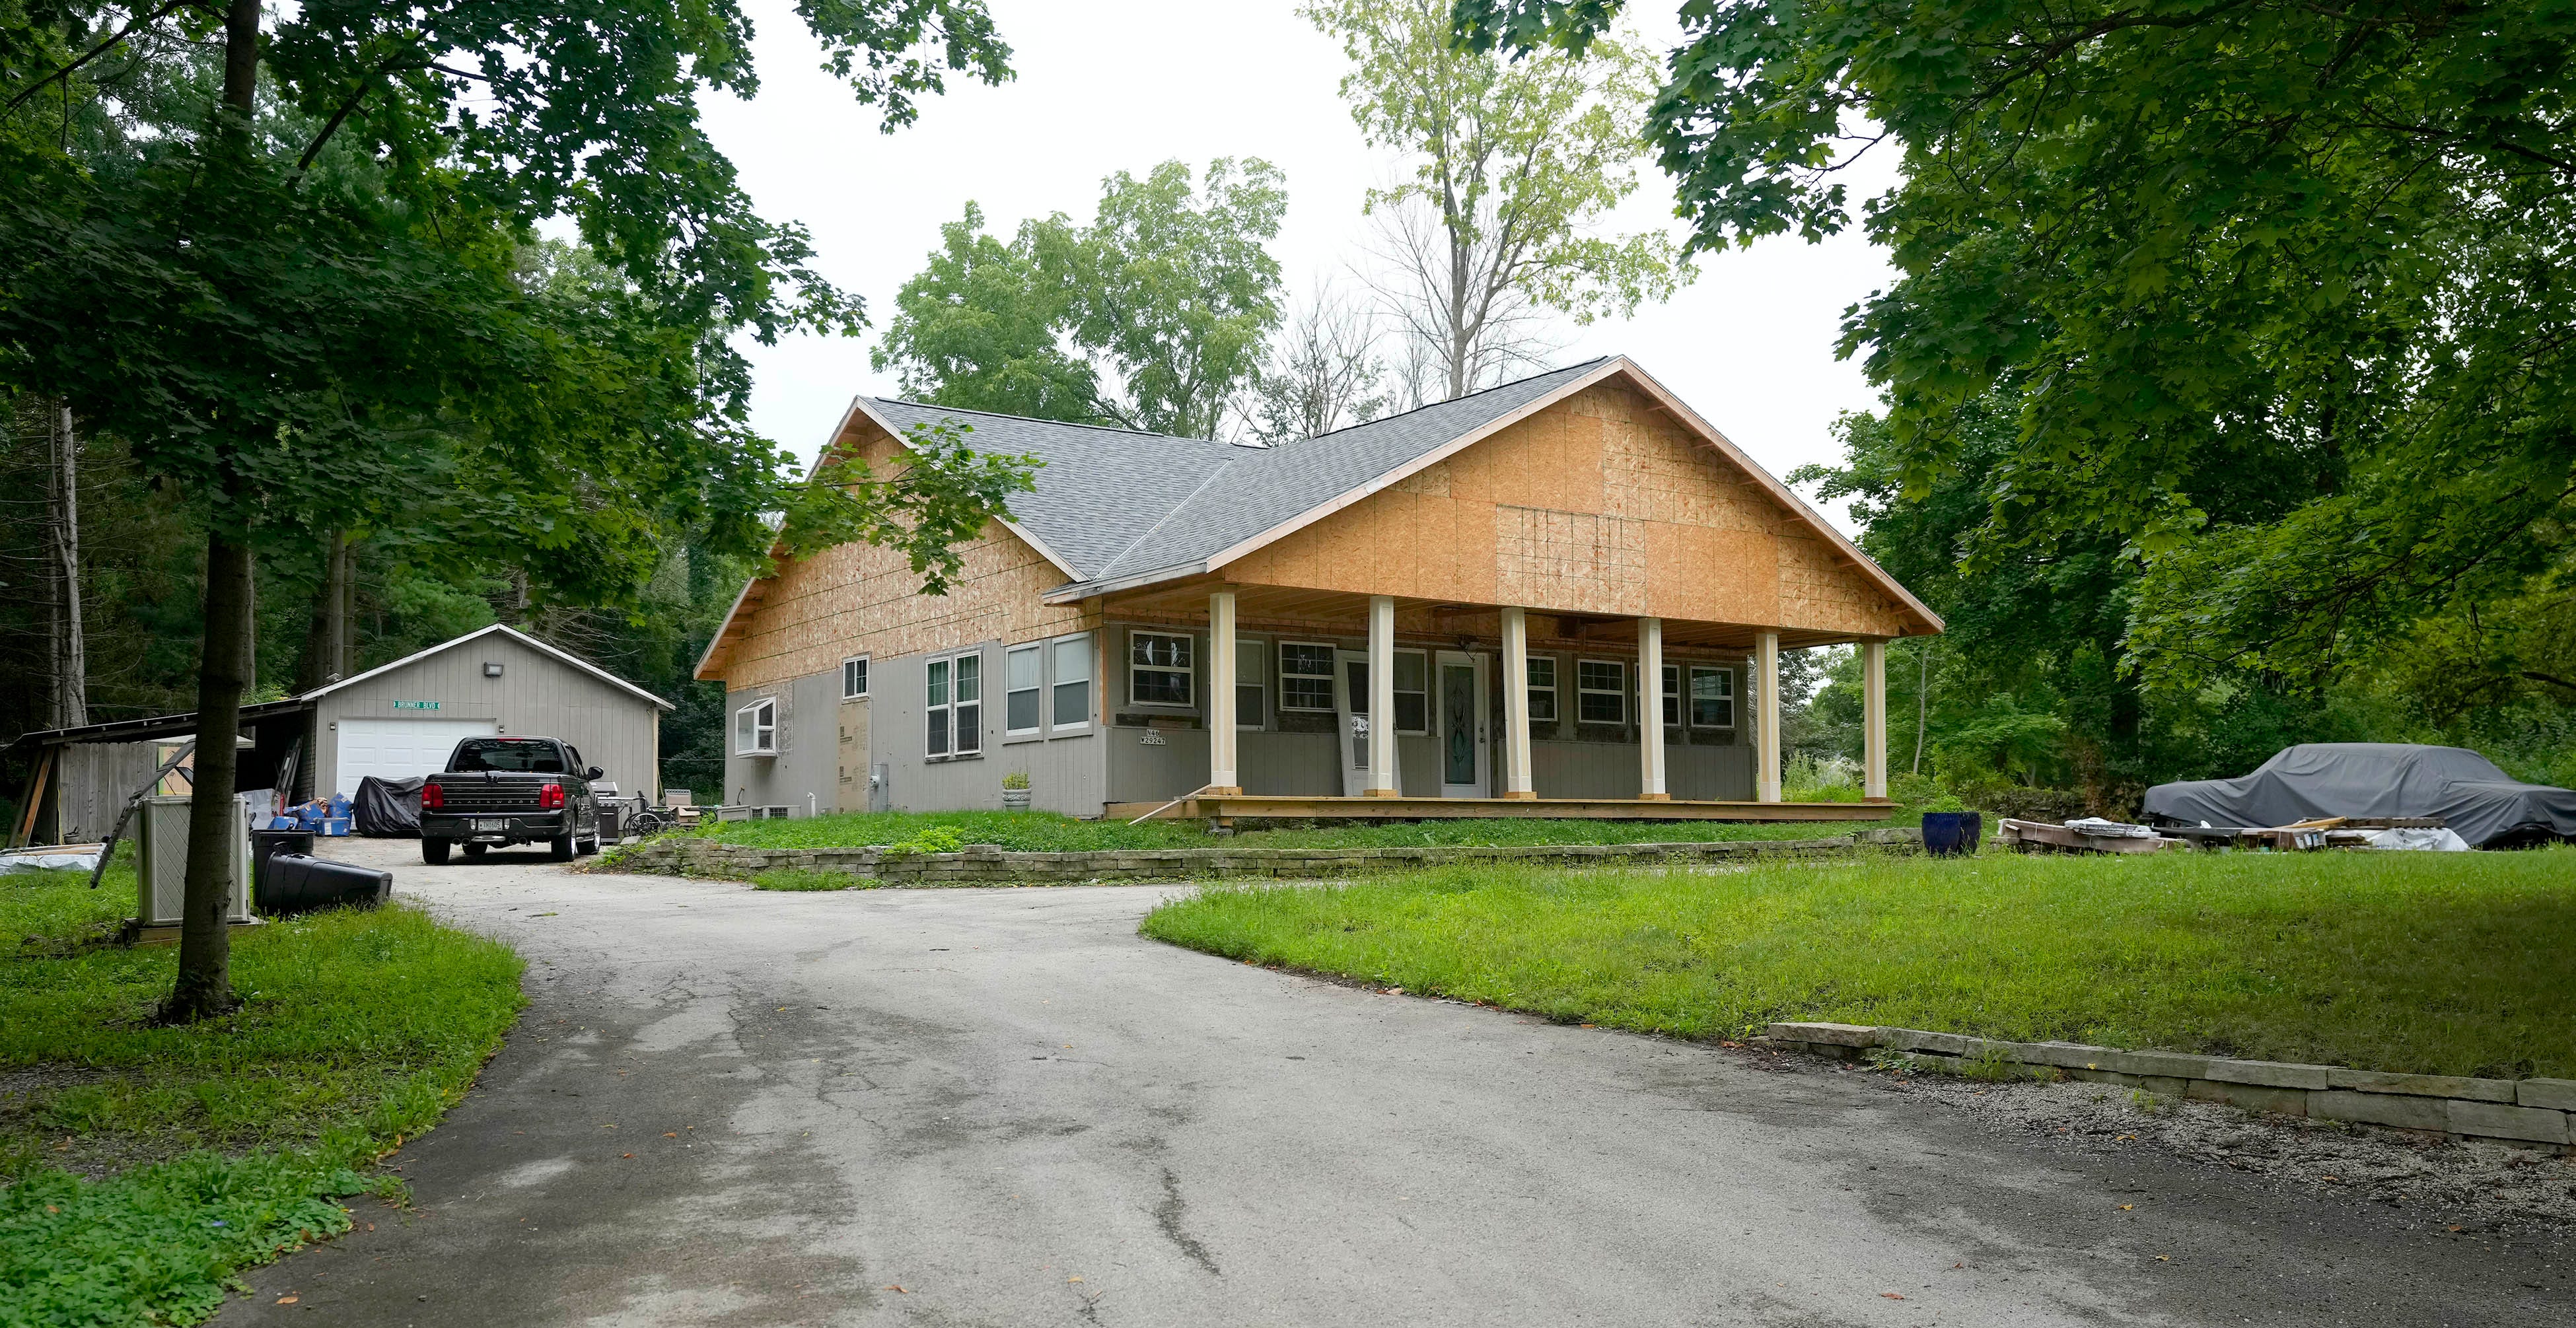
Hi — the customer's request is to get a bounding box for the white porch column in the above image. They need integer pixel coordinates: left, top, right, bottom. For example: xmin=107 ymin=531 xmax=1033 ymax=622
xmin=1863 ymin=639 xmax=1888 ymax=801
xmin=1208 ymin=590 xmax=1240 ymax=794
xmin=1756 ymin=630 xmax=1782 ymax=802
xmin=1501 ymin=606 xmax=1535 ymax=799
xmin=1366 ymin=595 xmax=1399 ymax=796
xmin=1637 ymin=616 xmax=1668 ymax=800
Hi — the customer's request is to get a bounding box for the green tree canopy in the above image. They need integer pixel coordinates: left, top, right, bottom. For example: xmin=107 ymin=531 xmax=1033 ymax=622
xmin=1462 ymin=0 xmax=2576 ymax=693
xmin=1 ymin=0 xmax=1022 ymax=1018
xmin=875 ymin=158 xmax=1288 ymax=438
xmin=1310 ymin=0 xmax=1690 ymax=401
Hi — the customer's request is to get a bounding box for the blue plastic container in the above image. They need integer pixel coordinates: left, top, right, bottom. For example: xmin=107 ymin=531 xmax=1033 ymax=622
xmin=1921 ymin=812 xmax=1984 ymax=857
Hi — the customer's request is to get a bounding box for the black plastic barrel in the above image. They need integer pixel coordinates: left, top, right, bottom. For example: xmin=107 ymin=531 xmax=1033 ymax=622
xmin=1921 ymin=812 xmax=1984 ymax=857
xmin=258 ymin=854 xmax=393 ymax=915
xmin=250 ymin=829 xmax=316 ymax=904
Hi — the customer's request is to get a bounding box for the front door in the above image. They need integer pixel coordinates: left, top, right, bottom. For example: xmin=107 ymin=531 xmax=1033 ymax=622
xmin=1437 ymin=651 xmax=1489 ymax=798
xmin=1334 ymin=650 xmax=1371 ymax=796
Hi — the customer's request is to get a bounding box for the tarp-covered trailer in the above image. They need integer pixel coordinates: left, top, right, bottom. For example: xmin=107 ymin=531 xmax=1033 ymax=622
xmin=2143 ymin=744 xmax=2576 ymax=848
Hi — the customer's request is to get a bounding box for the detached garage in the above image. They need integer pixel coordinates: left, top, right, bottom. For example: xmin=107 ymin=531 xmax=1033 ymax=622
xmin=305 ymin=625 xmax=672 ymax=798
xmin=11 ymin=624 xmax=669 ymax=847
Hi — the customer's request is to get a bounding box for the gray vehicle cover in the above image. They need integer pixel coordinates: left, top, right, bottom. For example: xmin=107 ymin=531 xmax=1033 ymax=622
xmin=2141 ymin=744 xmax=2576 ymax=847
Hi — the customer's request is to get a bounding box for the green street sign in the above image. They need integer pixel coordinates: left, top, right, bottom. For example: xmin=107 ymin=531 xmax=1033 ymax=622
xmin=392 ymin=700 xmax=441 ymax=711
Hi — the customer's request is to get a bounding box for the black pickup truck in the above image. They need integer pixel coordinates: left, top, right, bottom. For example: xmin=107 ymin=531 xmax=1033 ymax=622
xmin=419 ymin=736 xmax=603 ymax=864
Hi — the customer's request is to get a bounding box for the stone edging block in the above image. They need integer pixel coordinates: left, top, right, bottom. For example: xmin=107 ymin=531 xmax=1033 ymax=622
xmin=1764 ymin=1022 xmax=2569 ymax=1150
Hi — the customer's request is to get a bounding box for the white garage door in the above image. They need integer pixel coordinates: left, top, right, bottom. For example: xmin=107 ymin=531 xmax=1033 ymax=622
xmin=335 ymin=718 xmax=499 ymax=796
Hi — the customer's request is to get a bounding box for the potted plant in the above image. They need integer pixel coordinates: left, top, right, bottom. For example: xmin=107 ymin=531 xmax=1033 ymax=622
xmin=1001 ymin=770 xmax=1032 ymax=810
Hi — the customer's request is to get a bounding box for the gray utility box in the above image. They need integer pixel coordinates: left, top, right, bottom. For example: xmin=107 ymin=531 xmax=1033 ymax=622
xmin=136 ymin=794 xmax=256 ymax=927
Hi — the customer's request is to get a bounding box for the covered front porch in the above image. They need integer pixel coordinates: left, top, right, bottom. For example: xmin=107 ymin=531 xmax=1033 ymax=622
xmin=1081 ymin=578 xmax=1898 ymax=822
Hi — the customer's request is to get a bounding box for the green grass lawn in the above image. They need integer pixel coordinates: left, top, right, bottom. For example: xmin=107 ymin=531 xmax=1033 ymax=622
xmin=1 ymin=859 xmax=523 ymax=1327
xmin=676 ymin=808 xmax=1906 ymax=856
xmin=1141 ymin=848 xmax=2576 ymax=1080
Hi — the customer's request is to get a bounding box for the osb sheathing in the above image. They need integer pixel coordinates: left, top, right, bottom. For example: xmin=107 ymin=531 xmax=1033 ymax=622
xmin=1220 ymin=382 xmax=1912 ymax=637
xmin=702 ymin=429 xmax=1094 ymax=689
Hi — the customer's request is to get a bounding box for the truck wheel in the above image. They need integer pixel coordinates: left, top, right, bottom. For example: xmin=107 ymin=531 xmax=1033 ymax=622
xmin=423 ymin=837 xmax=451 ymax=866
xmin=576 ymin=833 xmax=600 ymax=856
xmin=550 ymin=832 xmax=577 ymax=862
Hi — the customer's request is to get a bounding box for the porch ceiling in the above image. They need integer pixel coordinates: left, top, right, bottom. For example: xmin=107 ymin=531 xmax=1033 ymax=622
xmin=1096 ymin=578 xmax=1869 ymax=652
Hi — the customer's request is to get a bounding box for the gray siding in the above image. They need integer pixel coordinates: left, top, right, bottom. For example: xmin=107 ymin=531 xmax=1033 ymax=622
xmin=873 ymin=644 xmax=1105 ymax=815
xmin=312 ymin=633 xmax=663 ymax=799
xmin=721 ymin=668 xmax=840 ymax=812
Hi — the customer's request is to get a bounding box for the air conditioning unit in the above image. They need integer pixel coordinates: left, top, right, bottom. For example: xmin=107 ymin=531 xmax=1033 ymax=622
xmin=135 ymin=795 xmax=256 ymax=928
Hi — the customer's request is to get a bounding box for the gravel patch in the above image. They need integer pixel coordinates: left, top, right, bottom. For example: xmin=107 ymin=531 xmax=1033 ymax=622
xmin=1806 ymin=1054 xmax=2576 ymax=1231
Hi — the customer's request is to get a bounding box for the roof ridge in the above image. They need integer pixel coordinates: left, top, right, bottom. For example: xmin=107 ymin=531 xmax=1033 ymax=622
xmin=868 ymin=397 xmax=1231 ymax=444
xmin=1289 ymin=356 xmax=1611 ymax=445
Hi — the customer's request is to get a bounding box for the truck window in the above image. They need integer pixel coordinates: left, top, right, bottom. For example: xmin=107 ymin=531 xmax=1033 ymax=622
xmin=450 ymin=738 xmax=568 ymax=773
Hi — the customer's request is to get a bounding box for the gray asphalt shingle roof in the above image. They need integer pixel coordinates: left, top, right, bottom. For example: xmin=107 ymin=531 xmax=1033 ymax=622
xmin=863 ymin=358 xmax=1609 ymax=590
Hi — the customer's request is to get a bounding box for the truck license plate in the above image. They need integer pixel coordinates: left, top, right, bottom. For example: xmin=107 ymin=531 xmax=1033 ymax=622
xmin=474 ymin=818 xmax=507 ymax=833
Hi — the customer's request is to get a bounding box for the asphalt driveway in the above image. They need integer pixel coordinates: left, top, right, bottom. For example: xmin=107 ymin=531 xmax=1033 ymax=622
xmin=213 ymin=838 xmax=2568 ymax=1327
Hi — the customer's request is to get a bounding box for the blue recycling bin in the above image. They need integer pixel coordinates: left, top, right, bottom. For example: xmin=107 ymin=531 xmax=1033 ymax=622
xmin=1921 ymin=812 xmax=1984 ymax=857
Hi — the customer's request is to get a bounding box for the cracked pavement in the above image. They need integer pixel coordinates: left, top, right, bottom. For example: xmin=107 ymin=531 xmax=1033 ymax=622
xmin=212 ymin=839 xmax=2571 ymax=1327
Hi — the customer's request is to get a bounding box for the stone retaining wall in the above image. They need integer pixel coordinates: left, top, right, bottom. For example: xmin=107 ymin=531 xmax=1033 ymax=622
xmin=611 ymin=828 xmax=1921 ymax=885
xmin=1766 ymin=1022 xmax=2574 ymax=1151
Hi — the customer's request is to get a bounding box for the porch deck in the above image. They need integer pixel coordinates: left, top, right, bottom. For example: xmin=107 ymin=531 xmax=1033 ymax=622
xmin=1106 ymin=795 xmax=1895 ymax=823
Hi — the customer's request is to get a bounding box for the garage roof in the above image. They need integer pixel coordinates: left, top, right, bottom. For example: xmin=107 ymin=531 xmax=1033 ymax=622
xmin=307 ymin=623 xmax=674 ymax=711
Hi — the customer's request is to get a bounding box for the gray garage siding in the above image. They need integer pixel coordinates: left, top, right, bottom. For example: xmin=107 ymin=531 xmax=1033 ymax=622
xmin=312 ymin=631 xmax=663 ymax=798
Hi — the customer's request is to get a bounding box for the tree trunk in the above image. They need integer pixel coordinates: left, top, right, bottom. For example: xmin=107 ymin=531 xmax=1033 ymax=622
xmin=297 ymin=532 xmax=353 ymax=691
xmin=43 ymin=401 xmax=86 ymax=730
xmin=162 ymin=0 xmax=266 ymax=1024
xmin=164 ymin=531 xmax=250 ymax=1022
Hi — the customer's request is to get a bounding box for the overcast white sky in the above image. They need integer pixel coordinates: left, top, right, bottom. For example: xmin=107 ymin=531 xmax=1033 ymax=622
xmin=697 ymin=0 xmax=1898 ymax=534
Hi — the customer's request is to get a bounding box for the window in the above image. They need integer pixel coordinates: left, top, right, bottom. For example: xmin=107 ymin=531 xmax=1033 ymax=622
xmin=841 ymin=656 xmax=869 ymax=699
xmin=926 ymin=652 xmax=984 ymax=758
xmin=1279 ymin=642 xmax=1336 ymax=711
xmin=1129 ymin=630 xmax=1193 ymax=706
xmin=1051 ymin=634 xmax=1093 ymax=730
xmin=734 ymin=697 xmax=776 ymax=755
xmin=1236 ymin=639 xmax=1265 ymax=730
xmin=1392 ymin=650 xmax=1429 ymax=734
xmin=953 ymin=652 xmax=982 ymax=755
xmin=1577 ymin=658 xmax=1626 ymax=724
xmin=1662 ymin=664 xmax=1682 ymax=728
xmin=1690 ymin=666 xmax=1736 ymax=729
xmin=1005 ymin=644 xmax=1043 ymax=736
xmin=1524 ymin=656 xmax=1558 ymax=724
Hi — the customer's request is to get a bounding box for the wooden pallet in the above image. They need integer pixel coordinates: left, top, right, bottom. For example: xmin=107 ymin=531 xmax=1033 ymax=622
xmin=1995 ymin=818 xmax=2188 ymax=855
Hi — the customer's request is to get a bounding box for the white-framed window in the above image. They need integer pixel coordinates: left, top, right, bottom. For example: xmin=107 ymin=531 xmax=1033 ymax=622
xmin=1129 ymin=629 xmax=1194 ymax=707
xmin=1392 ymin=649 xmax=1430 ymax=734
xmin=1050 ymin=633 xmax=1093 ymax=731
xmin=1662 ymin=664 xmax=1682 ymax=728
xmin=734 ymin=696 xmax=776 ymax=755
xmin=927 ymin=651 xmax=984 ymax=758
xmin=1524 ymin=655 xmax=1558 ymax=724
xmin=1577 ymin=658 xmax=1626 ymax=725
xmin=1236 ymin=639 xmax=1265 ymax=730
xmin=1689 ymin=665 xmax=1736 ymax=729
xmin=841 ymin=655 xmax=869 ymax=699
xmin=1279 ymin=641 xmax=1336 ymax=711
xmin=1005 ymin=643 xmax=1044 ymax=737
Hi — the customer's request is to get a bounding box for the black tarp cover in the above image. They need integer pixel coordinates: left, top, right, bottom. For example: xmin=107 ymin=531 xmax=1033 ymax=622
xmin=353 ymin=775 xmax=425 ymax=837
xmin=2142 ymin=744 xmax=2576 ymax=847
